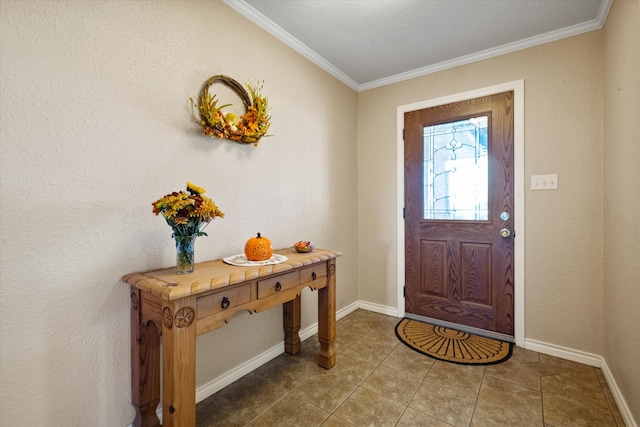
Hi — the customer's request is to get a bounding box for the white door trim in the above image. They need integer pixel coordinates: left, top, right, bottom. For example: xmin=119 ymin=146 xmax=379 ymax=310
xmin=396 ymin=80 xmax=525 ymax=347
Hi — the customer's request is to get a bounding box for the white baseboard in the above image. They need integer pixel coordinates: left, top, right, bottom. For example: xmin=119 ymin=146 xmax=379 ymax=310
xmin=601 ymin=358 xmax=638 ymax=427
xmin=128 ymin=302 xmax=637 ymax=427
xmin=524 ymin=338 xmax=602 ymax=367
xmin=194 ymin=343 xmax=283 ymax=403
xmin=525 ymin=338 xmax=637 ymax=427
xmin=356 ymin=300 xmax=402 ymax=317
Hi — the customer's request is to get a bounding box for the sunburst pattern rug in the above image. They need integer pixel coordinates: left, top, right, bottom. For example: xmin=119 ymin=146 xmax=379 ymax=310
xmin=395 ymin=318 xmax=512 ymax=365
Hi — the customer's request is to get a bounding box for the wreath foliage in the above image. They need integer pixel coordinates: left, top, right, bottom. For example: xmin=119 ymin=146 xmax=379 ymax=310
xmin=191 ymin=75 xmax=270 ymax=146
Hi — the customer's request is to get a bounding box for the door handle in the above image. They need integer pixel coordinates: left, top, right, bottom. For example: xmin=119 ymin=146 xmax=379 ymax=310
xmin=500 ymin=228 xmax=511 ymax=238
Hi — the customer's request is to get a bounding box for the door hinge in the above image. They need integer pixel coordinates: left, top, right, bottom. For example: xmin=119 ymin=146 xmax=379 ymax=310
xmin=402 ymin=129 xmax=405 ymax=140
xmin=403 ymin=207 xmax=405 ymax=219
xmin=403 ymin=286 xmax=406 ymax=297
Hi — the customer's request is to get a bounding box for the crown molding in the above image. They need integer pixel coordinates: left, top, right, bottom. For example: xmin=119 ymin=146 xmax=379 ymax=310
xmin=225 ymin=0 xmax=612 ymax=93
xmin=596 ymin=0 xmax=614 ymax=27
xmin=223 ymin=0 xmax=359 ymax=91
xmin=360 ymin=9 xmax=613 ymax=91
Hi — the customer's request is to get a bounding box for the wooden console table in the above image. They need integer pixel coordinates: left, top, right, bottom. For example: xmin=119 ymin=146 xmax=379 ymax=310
xmin=123 ymin=248 xmax=341 ymax=427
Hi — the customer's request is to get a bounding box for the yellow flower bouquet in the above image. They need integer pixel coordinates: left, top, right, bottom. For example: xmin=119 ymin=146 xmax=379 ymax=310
xmin=152 ymin=182 xmax=224 ymax=273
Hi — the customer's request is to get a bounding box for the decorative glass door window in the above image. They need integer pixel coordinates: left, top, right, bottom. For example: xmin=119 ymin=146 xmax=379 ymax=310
xmin=423 ymin=116 xmax=488 ymax=220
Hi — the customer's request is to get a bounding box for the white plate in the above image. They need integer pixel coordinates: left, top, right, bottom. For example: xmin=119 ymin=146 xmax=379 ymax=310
xmin=222 ymin=253 xmax=288 ymax=267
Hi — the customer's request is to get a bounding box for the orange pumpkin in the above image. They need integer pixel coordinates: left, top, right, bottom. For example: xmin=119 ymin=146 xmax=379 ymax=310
xmin=244 ymin=233 xmax=273 ymax=261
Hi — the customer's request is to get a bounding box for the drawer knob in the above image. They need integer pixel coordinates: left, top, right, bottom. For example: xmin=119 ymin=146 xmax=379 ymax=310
xmin=312 ymin=272 xmax=317 ymax=280
xmin=275 ymin=282 xmax=282 ymax=292
xmin=221 ymin=296 xmax=230 ymax=309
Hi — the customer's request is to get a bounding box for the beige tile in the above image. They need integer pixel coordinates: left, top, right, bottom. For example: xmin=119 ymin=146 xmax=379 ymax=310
xmin=250 ymin=394 xmax=330 ymax=427
xmin=425 ymin=360 xmax=485 ymax=396
xmin=367 ymin=316 xmax=402 ymax=335
xmin=541 ymin=374 xmax=610 ymax=414
xmin=381 ymin=344 xmax=435 ymax=379
xmin=383 ymin=315 xmax=403 ymax=328
xmin=314 ymin=350 xmax=377 ymax=384
xmin=320 ymin=415 xmax=355 ymax=426
xmin=297 ymin=335 xmax=322 ymax=363
xmin=409 ymin=380 xmax=476 ymax=427
xmin=297 ymin=340 xmax=347 ymax=377
xmin=252 ymin=353 xmax=311 ymax=390
xmin=360 ymin=364 xmax=422 ymax=405
xmin=334 ymin=387 xmax=406 ymax=426
xmin=510 ymin=346 xmax=540 ymax=364
xmin=196 ymin=395 xmax=248 ymax=427
xmin=341 ymin=333 xmax=399 ymax=364
xmin=337 ymin=317 xmax=373 ymax=336
xmin=478 ymin=375 xmax=543 ymax=421
xmin=366 ymin=324 xmax=401 ymax=344
xmin=338 ymin=315 xmax=372 ymax=330
xmin=535 ymin=354 xmax=600 ymax=385
xmin=602 ymin=382 xmax=623 ymax=419
xmin=348 ymin=309 xmax=389 ymax=323
xmin=484 ymin=359 xmax=542 ymax=390
xmin=196 ymin=309 xmax=629 ymax=427
xmin=292 ymin=374 xmax=358 ymax=412
xmin=338 ymin=309 xmax=360 ymax=320
xmin=470 ymin=399 xmax=543 ymax=427
xmin=595 ymin=372 xmax=624 ymax=419
xmin=396 ymin=407 xmax=455 ymax=426
xmin=334 ymin=330 xmax=367 ymax=353
xmin=197 ymin=414 xmax=246 ymax=427
xmin=212 ymin=372 xmax=290 ymax=422
xmin=543 ymin=394 xmax=617 ymax=427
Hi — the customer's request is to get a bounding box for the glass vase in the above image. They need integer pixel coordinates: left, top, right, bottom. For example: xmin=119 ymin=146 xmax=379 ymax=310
xmin=174 ymin=235 xmax=197 ymax=274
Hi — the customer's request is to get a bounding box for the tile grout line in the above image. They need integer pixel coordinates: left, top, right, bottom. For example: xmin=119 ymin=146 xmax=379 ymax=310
xmin=392 ymin=355 xmax=438 ymax=426
xmin=539 ymin=369 xmax=546 ymax=427
xmin=327 ymin=313 xmax=402 ymax=426
xmin=468 ymin=367 xmax=487 ymax=427
xmin=596 ymin=367 xmax=621 ymax=422
xmin=199 ymin=311 xmax=623 ymax=427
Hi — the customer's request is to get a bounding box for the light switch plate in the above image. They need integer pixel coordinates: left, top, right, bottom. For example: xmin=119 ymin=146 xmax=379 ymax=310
xmin=531 ymin=174 xmax=558 ymax=190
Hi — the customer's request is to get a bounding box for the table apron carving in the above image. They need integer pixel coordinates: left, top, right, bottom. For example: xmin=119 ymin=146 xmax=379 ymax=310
xmin=125 ymin=249 xmax=340 ymax=427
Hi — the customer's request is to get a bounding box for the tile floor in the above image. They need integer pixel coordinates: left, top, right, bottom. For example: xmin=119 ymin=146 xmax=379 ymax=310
xmin=196 ymin=309 xmax=625 ymax=427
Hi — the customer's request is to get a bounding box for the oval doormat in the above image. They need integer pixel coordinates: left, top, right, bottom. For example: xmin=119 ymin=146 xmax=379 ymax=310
xmin=395 ymin=318 xmax=512 ymax=365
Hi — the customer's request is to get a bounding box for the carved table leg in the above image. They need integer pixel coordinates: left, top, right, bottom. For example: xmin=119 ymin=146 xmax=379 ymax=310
xmin=317 ymin=259 xmax=336 ymax=369
xmin=161 ymin=296 xmax=197 ymax=427
xmin=131 ymin=289 xmax=161 ymax=427
xmin=283 ymin=294 xmax=302 ymax=354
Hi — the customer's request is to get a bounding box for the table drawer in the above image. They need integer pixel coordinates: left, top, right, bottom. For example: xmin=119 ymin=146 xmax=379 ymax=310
xmin=257 ymin=271 xmax=299 ymax=299
xmin=197 ymin=284 xmax=251 ymax=319
xmin=299 ymin=263 xmax=327 ymax=289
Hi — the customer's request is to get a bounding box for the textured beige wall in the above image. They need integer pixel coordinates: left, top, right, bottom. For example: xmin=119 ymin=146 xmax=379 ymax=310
xmin=0 ymin=1 xmax=358 ymax=425
xmin=357 ymin=31 xmax=605 ymax=353
xmin=603 ymin=0 xmax=640 ymax=421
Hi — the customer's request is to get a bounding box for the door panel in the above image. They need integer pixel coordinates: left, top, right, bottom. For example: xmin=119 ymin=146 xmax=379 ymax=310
xmin=404 ymin=92 xmax=514 ymax=336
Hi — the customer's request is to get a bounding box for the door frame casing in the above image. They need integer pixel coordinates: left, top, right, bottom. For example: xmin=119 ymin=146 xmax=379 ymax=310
xmin=396 ymin=80 xmax=525 ymax=347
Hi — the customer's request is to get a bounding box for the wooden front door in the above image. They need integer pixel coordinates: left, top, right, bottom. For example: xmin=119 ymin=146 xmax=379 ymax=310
xmin=404 ymin=91 xmax=514 ymax=336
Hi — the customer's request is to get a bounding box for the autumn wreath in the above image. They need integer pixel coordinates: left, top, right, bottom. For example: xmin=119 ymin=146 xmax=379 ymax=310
xmin=192 ymin=75 xmax=270 ymax=146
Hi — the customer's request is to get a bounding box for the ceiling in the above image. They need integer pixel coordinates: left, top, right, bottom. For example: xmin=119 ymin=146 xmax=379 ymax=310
xmin=224 ymin=0 xmax=612 ymax=92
